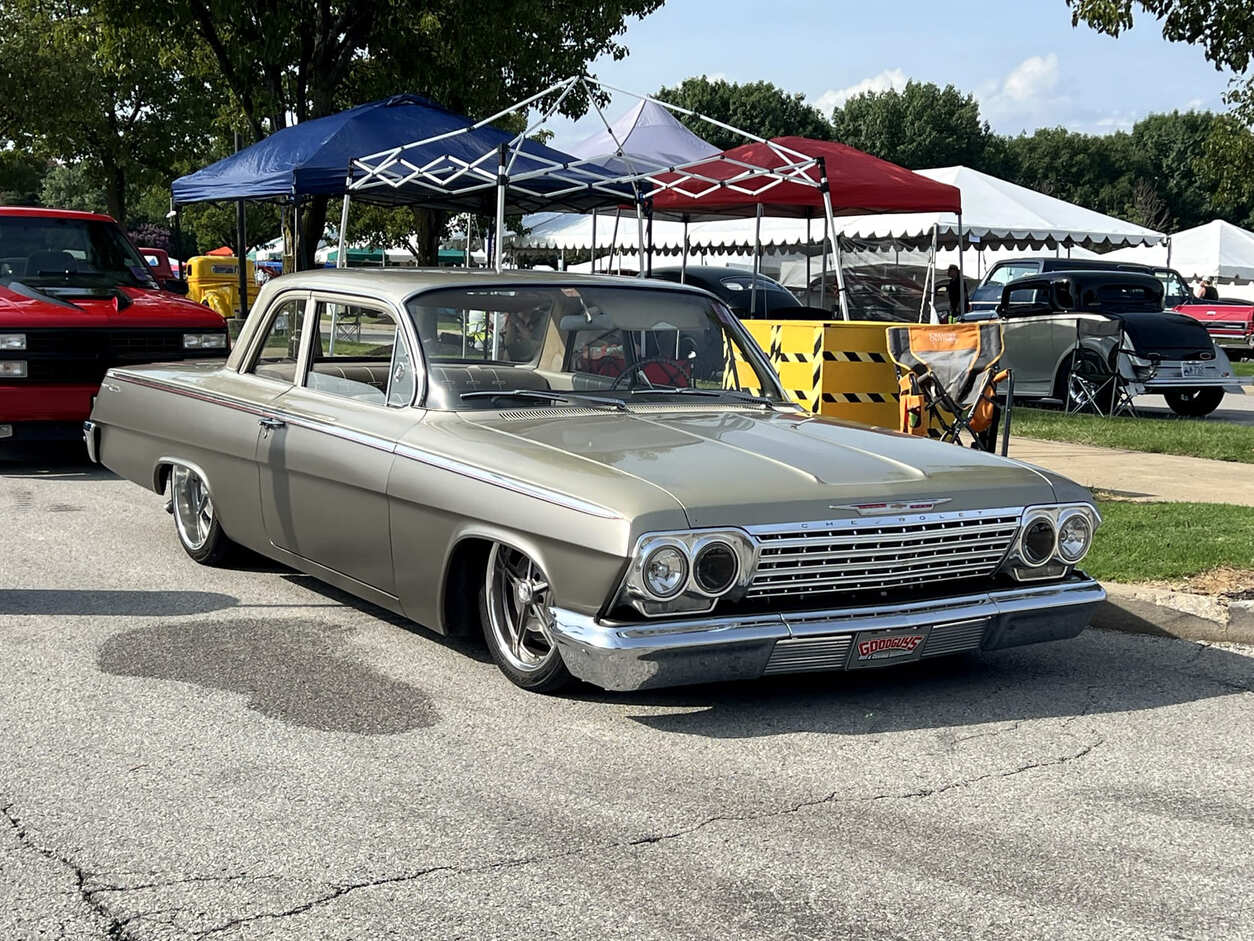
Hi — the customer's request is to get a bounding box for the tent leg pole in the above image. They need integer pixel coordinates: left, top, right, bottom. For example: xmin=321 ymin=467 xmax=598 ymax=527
xmin=591 ymin=209 xmax=597 ymax=273
xmin=820 ymin=216 xmax=827 ymax=311
xmin=957 ymin=211 xmax=966 ymax=316
xmin=646 ymin=201 xmax=654 ymax=277
xmin=611 ymin=209 xmax=621 ymax=274
xmin=293 ymin=202 xmax=301 ymax=272
xmin=172 ymin=204 xmax=183 ymax=280
xmin=817 ymin=159 xmax=848 ymax=320
xmin=751 ymin=202 xmax=762 ymax=316
xmin=635 ymin=200 xmax=645 ymax=278
xmin=805 ymin=210 xmax=811 ymax=305
xmin=495 ymin=144 xmax=507 ymax=274
xmin=681 ymin=217 xmax=688 ymax=284
xmin=337 ymin=193 xmax=351 ymax=270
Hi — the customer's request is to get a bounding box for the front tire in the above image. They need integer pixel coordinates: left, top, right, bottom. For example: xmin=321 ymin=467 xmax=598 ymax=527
xmin=1164 ymin=387 xmax=1224 ymax=417
xmin=479 ymin=543 xmax=572 ymax=693
xmin=170 ymin=464 xmax=237 ymax=565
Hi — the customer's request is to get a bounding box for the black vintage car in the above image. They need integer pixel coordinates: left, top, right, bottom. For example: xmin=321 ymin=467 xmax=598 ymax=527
xmin=965 ymin=270 xmax=1241 ymax=416
xmin=649 ymin=266 xmax=826 ymax=319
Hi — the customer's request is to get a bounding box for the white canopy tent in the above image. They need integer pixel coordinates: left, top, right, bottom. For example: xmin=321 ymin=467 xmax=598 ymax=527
xmin=1104 ymin=219 xmax=1254 ymax=282
xmin=677 ymin=166 xmax=1165 ymax=254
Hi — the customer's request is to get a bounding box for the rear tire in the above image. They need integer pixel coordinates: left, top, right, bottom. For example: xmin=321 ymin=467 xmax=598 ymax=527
xmin=170 ymin=464 xmax=237 ymax=565
xmin=1164 ymin=387 xmax=1224 ymax=417
xmin=479 ymin=543 xmax=573 ymax=693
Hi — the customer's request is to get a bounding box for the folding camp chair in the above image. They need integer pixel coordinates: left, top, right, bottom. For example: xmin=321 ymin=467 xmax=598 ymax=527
xmin=1065 ymin=316 xmax=1144 ymax=418
xmin=885 ymin=322 xmax=1014 ymax=455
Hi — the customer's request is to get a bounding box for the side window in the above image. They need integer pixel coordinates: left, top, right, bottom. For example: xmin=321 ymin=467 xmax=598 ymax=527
xmin=247 ymin=295 xmax=306 ymax=382
xmin=306 ymin=299 xmax=416 ymax=407
xmin=1002 ymin=286 xmax=1044 ymax=313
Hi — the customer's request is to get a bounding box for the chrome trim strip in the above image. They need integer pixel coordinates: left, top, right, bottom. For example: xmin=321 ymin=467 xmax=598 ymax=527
xmin=82 ymin=420 xmax=99 ymax=463
xmin=395 ymin=444 xmax=620 ymax=520
xmin=746 ymin=505 xmax=1024 ymax=536
xmin=111 ymin=372 xmax=272 ymax=418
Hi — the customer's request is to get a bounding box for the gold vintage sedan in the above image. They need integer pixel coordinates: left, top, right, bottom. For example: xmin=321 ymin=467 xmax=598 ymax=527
xmin=85 ymin=269 xmax=1104 ymax=692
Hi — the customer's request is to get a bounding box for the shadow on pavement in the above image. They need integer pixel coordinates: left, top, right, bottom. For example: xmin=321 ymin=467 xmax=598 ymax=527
xmin=0 ymin=441 xmax=116 ymax=481
xmin=0 ymin=588 xmax=240 ymax=617
xmin=572 ymin=630 xmax=1252 ymax=738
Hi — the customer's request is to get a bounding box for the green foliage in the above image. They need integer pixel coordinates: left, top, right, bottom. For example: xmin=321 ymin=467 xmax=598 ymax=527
xmin=1086 ymin=500 xmax=1254 ymax=582
xmin=0 ymin=0 xmax=201 ymax=222
xmin=654 ymin=77 xmax=832 ymax=151
xmin=38 ymin=164 xmax=107 ymax=214
xmin=830 ymin=81 xmax=995 ymax=170
xmin=1067 ymin=0 xmax=1254 ymax=74
xmin=0 ymin=150 xmax=47 ymax=205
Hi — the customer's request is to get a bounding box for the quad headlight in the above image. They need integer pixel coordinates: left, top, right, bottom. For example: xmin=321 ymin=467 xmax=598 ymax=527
xmin=1004 ymin=503 xmax=1099 ymax=580
xmin=0 ymin=333 xmax=25 ymax=350
xmin=618 ymin=530 xmax=757 ymax=617
xmin=0 ymin=360 xmax=27 ymax=378
xmin=183 ymin=332 xmax=227 ymax=350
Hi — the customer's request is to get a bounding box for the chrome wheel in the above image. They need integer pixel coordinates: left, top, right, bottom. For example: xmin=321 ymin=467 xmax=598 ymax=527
xmin=172 ymin=465 xmax=214 ymax=551
xmin=484 ymin=544 xmax=558 ymax=673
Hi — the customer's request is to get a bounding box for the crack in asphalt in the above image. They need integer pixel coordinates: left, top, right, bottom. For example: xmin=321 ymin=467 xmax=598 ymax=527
xmin=192 ymin=736 xmax=1103 ymax=936
xmin=3 ymin=802 xmax=132 ymax=940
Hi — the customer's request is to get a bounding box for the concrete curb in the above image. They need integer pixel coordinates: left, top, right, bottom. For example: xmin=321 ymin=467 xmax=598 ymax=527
xmin=1093 ymin=581 xmax=1254 ymax=644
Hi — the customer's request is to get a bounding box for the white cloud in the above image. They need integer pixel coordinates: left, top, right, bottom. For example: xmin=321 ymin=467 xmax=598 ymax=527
xmin=999 ymin=54 xmax=1060 ymax=104
xmin=811 ymin=68 xmax=908 ymax=115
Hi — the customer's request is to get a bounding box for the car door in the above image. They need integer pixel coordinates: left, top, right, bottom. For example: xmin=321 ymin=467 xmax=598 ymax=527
xmin=996 ymin=283 xmax=1065 ymax=397
xmin=255 ymin=292 xmax=424 ymax=596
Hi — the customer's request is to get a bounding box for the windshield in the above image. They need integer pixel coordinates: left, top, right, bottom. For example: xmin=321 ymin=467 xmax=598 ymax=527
xmin=406 ymin=284 xmax=787 ymax=411
xmin=0 ymin=216 xmax=156 ymax=290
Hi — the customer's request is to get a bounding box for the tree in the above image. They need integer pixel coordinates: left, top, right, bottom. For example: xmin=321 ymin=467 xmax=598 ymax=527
xmin=654 ymin=77 xmax=832 ymax=150
xmin=829 ymin=81 xmax=995 ymax=170
xmin=0 ymin=150 xmax=46 ymax=206
xmin=108 ymin=0 xmax=664 ymax=264
xmin=0 ymin=0 xmax=200 ymax=223
xmin=38 ymin=163 xmax=107 ymax=214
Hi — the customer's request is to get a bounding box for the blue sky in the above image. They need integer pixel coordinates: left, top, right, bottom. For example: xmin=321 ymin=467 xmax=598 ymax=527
xmin=546 ymin=0 xmax=1235 ymax=148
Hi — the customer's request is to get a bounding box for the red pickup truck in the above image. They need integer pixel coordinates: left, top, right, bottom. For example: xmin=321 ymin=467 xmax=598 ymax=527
xmin=0 ymin=206 xmax=228 ymax=443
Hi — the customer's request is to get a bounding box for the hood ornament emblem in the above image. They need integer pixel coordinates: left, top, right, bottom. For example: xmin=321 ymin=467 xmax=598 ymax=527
xmin=828 ymin=499 xmax=952 ymax=515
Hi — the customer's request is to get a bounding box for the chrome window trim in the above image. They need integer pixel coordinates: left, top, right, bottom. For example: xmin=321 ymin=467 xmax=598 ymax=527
xmin=237 ymin=290 xmax=312 ymax=378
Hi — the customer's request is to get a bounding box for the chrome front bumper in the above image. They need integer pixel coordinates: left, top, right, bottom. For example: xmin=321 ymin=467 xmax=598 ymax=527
xmin=82 ymin=419 xmax=100 ymax=463
xmin=550 ymin=577 xmax=1105 ymax=691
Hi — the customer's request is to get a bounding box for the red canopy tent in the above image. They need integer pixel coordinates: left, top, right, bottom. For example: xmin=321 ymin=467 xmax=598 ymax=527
xmin=644 ymin=137 xmax=962 ymax=315
xmin=650 ymin=137 xmax=961 ymax=219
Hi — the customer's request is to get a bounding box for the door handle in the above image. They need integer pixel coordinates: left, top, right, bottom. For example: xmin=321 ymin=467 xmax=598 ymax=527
xmin=258 ymin=416 xmax=286 ymax=429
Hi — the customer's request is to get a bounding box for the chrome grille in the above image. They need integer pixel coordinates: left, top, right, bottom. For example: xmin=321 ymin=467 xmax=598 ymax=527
xmin=921 ymin=619 xmax=989 ymax=657
xmin=763 ymin=635 xmax=853 ymax=674
xmin=746 ymin=508 xmax=1021 ymax=600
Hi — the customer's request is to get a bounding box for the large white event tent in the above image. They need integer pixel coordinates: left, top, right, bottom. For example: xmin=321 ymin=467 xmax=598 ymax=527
xmin=518 ymin=98 xmax=718 ymax=258
xmin=1103 ymin=219 xmax=1254 ymax=282
xmin=681 ymin=165 xmax=1165 ymax=255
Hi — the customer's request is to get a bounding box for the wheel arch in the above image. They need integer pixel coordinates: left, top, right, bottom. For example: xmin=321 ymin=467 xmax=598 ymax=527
xmin=152 ymin=455 xmax=213 ymax=497
xmin=437 ymin=527 xmax=563 ymax=636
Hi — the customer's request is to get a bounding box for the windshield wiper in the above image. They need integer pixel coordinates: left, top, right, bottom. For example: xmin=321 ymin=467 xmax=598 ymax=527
xmin=460 ymin=389 xmax=627 ymax=411
xmin=628 ymin=387 xmax=776 ymax=407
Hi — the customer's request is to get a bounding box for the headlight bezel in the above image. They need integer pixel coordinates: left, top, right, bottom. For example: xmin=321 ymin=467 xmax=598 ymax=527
xmin=616 ymin=529 xmax=758 ymax=617
xmin=1001 ymin=502 xmax=1100 ymax=581
xmin=0 ymin=333 xmax=26 ymax=351
xmin=183 ymin=332 xmax=228 ymax=350
xmin=1056 ymin=508 xmax=1095 ymax=564
xmin=0 ymin=360 xmax=28 ymax=378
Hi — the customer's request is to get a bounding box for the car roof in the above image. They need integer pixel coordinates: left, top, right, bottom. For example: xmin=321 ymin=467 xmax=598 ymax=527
xmin=0 ymin=205 xmax=118 ymax=223
xmin=652 ymin=265 xmax=786 ymax=284
xmin=994 ymin=256 xmax=1154 ymax=274
xmin=262 ymin=266 xmax=714 ymax=307
xmin=1008 ymin=269 xmax=1163 ymax=290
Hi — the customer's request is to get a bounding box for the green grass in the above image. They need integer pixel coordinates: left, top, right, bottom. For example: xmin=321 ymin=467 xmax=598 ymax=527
xmin=1013 ymin=407 xmax=1254 ymax=464
xmin=1086 ymin=500 xmax=1254 ymax=583
xmin=1233 ymin=360 xmax=1254 ymax=377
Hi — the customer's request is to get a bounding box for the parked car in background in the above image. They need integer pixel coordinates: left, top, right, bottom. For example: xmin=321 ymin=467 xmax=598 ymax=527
xmin=650 ymin=266 xmax=827 ymax=319
xmin=799 ymin=269 xmax=966 ymax=322
xmin=969 ymin=270 xmax=1241 ymax=416
xmin=86 ymin=269 xmax=1104 ymax=693
xmin=139 ymin=247 xmax=189 ymax=294
xmin=0 ymin=206 xmax=229 ymax=443
xmin=185 ymin=254 xmax=260 ymax=319
xmin=972 ymin=256 xmax=1254 ymax=359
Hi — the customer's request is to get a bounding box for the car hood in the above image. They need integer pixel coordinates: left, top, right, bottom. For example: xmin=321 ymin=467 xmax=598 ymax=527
xmin=457 ymin=407 xmax=1061 ymax=528
xmin=0 ymin=282 xmax=222 ymax=329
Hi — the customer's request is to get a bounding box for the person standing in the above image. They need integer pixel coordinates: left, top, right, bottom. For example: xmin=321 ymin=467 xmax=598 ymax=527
xmin=945 ymin=265 xmax=967 ymax=321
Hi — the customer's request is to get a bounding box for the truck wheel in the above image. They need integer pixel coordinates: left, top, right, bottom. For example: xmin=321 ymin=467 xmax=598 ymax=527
xmin=1164 ymin=388 xmax=1224 ymax=417
xmin=479 ymin=543 xmax=572 ymax=693
xmin=170 ymin=464 xmax=237 ymax=565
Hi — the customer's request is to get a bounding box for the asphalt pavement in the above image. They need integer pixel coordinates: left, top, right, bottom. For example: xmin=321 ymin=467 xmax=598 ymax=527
xmin=2 ymin=445 xmax=1252 ymax=940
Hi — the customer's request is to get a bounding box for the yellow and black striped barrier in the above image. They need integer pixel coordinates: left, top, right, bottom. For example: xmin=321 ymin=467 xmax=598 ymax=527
xmin=735 ymin=320 xmax=903 ymax=429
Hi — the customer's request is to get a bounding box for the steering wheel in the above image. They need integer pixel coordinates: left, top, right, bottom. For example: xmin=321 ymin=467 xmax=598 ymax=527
xmin=608 ymin=355 xmax=687 ymax=390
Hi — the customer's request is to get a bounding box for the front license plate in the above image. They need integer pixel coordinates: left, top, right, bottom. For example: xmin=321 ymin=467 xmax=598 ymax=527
xmin=1180 ymin=361 xmax=1209 ymax=378
xmin=849 ymin=627 xmax=931 ymax=668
